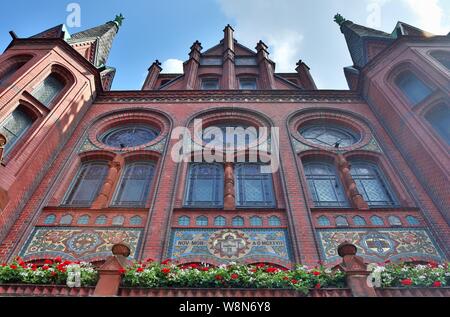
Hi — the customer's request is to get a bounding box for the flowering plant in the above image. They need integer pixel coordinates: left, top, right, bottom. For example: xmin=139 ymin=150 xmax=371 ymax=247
xmin=0 ymin=257 xmax=98 ymax=287
xmin=120 ymin=260 xmax=346 ymax=294
xmin=370 ymin=261 xmax=450 ymax=288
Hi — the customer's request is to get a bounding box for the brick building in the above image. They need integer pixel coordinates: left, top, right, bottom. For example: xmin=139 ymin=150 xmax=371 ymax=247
xmin=0 ymin=14 xmax=448 ymax=269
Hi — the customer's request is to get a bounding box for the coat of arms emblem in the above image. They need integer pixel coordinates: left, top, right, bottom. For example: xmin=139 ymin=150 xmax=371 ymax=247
xmin=208 ymin=230 xmax=251 ymax=259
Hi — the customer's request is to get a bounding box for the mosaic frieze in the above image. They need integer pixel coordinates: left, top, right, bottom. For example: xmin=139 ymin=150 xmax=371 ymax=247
xmin=168 ymin=229 xmax=293 ymax=263
xmin=357 ymin=137 xmax=383 ymax=153
xmin=317 ymin=228 xmax=443 ymax=264
xmin=20 ymin=227 xmax=143 ymax=261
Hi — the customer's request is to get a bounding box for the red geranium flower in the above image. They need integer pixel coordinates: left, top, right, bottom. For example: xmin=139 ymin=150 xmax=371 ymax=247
xmin=432 ymin=281 xmax=442 ymax=288
xmin=250 ymin=268 xmax=257 ymax=273
xmin=190 ymin=263 xmax=199 ymax=269
xmin=1 ymin=263 xmax=6 ymax=267
xmin=54 ymin=256 xmax=62 ymax=263
xmin=429 ymin=262 xmax=438 ymax=269
xmin=31 ymin=264 xmax=37 ymax=271
xmin=118 ymin=268 xmax=127 ymax=274
xmin=291 ymin=279 xmax=298 ymax=284
xmin=200 ymin=267 xmax=209 ymax=272
xmin=231 ymin=273 xmax=239 ymax=280
xmin=312 ymin=271 xmax=321 ymax=276
xmin=161 ymin=259 xmax=172 ymax=265
xmin=10 ymin=264 xmax=17 ymax=270
xmin=315 ymin=283 xmax=321 ymax=289
xmin=145 ymin=258 xmax=154 ymax=263
xmin=161 ymin=268 xmax=171 ymax=274
xmin=51 ymin=271 xmax=57 ymax=277
xmin=42 ymin=265 xmax=49 ymax=271
xmin=401 ymin=279 xmax=413 ymax=286
xmin=44 ymin=259 xmax=53 ymax=265
xmin=283 ymin=276 xmax=289 ymax=281
xmin=266 ymin=267 xmax=279 ymax=274
xmin=256 ymin=263 xmax=265 ymax=269
xmin=136 ymin=267 xmax=144 ymax=273
xmin=215 ymin=275 xmax=223 ymax=281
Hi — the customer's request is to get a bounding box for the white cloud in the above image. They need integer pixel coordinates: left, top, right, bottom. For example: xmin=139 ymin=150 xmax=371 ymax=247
xmin=401 ymin=0 xmax=449 ymax=34
xmin=161 ymin=58 xmax=184 ymax=73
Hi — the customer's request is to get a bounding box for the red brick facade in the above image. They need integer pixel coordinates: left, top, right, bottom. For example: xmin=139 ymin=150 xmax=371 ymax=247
xmin=0 ymin=17 xmax=448 ymax=268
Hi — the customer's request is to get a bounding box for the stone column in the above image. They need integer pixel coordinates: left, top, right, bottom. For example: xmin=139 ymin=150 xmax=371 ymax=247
xmin=93 ymin=243 xmax=131 ymax=297
xmin=91 ymin=154 xmax=124 ymax=210
xmin=224 ymin=162 xmax=235 ymax=210
xmin=337 ymin=154 xmax=369 ymax=210
xmin=335 ymin=242 xmax=377 ymax=297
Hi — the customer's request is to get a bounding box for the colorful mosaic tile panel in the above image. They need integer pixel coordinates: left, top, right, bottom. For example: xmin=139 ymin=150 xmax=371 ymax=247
xmin=20 ymin=227 xmax=143 ymax=261
xmin=167 ymin=228 xmax=293 ymax=263
xmin=317 ymin=228 xmax=444 ymax=263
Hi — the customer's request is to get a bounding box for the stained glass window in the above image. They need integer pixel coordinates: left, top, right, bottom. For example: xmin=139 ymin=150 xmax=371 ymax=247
xmin=64 ymin=161 xmax=109 ymax=206
xmin=196 ymin=216 xmax=208 ymax=226
xmin=184 ymin=163 xmax=224 ymax=207
xmin=370 ymin=216 xmax=384 ymax=226
xmin=201 ymin=78 xmax=219 ymax=90
xmin=232 ymin=216 xmax=244 ymax=227
xmin=130 ymin=216 xmax=143 ymax=226
xmin=350 ymin=162 xmax=396 ymax=207
xmin=0 ymin=106 xmax=34 ymax=156
xmin=353 ymin=216 xmax=366 ymax=226
xmin=388 ymin=216 xmax=402 ymax=227
xmin=112 ymin=161 xmax=155 ymax=207
xmin=101 ymin=125 xmax=159 ymax=148
xmin=317 ymin=216 xmax=330 ymax=226
xmin=300 ymin=125 xmax=358 ymax=148
xmin=60 ymin=215 xmax=73 ymax=225
xmin=239 ymin=78 xmax=257 ymax=90
xmin=32 ymin=74 xmax=65 ymax=107
xmin=336 ymin=216 xmax=349 ymax=227
xmin=304 ymin=161 xmax=349 ymax=207
xmin=250 ymin=216 xmax=263 ymax=226
xmin=112 ymin=216 xmax=124 ymax=226
xmin=95 ymin=215 xmax=107 ymax=225
xmin=395 ymin=71 xmax=432 ymax=105
xmin=431 ymin=51 xmax=450 ymax=70
xmin=214 ymin=216 xmax=226 ymax=226
xmin=202 ymin=124 xmax=259 ymax=150
xmin=178 ymin=216 xmax=190 ymax=226
xmin=235 ymin=163 xmax=276 ymax=208
xmin=406 ymin=216 xmax=420 ymax=226
xmin=44 ymin=214 xmax=56 ymax=225
xmin=268 ymin=216 xmax=281 ymax=226
xmin=77 ymin=215 xmax=90 ymax=225
xmin=425 ymin=103 xmax=450 ymax=145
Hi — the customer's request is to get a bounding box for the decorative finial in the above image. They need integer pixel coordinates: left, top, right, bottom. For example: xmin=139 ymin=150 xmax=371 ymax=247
xmin=334 ymin=13 xmax=347 ymax=26
xmin=113 ymin=14 xmax=125 ymax=28
xmin=154 ymin=59 xmax=161 ymax=67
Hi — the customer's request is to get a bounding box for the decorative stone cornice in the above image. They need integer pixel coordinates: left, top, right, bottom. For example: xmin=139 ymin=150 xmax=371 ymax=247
xmin=96 ymin=90 xmax=364 ymax=104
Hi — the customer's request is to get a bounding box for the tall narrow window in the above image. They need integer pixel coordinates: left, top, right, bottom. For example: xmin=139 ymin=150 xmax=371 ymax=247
xmin=184 ymin=163 xmax=224 ymax=207
xmin=196 ymin=216 xmax=208 ymax=226
xmin=214 ymin=216 xmax=226 ymax=226
xmin=112 ymin=161 xmax=155 ymax=207
xmin=64 ymin=161 xmax=109 ymax=206
xmin=303 ymin=161 xmax=349 ymax=207
xmin=235 ymin=163 xmax=276 ymax=208
xmin=395 ymin=71 xmax=432 ymax=105
xmin=250 ymin=216 xmax=263 ymax=226
xmin=350 ymin=162 xmax=396 ymax=207
xmin=232 ymin=216 xmax=244 ymax=227
xmin=431 ymin=51 xmax=450 ymax=70
xmin=0 ymin=106 xmax=34 ymax=156
xmin=268 ymin=216 xmax=281 ymax=226
xmin=32 ymin=73 xmax=65 ymax=107
xmin=425 ymin=103 xmax=450 ymax=145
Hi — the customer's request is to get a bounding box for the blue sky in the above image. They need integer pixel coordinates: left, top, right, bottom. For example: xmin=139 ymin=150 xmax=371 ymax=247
xmin=0 ymin=0 xmax=449 ymax=90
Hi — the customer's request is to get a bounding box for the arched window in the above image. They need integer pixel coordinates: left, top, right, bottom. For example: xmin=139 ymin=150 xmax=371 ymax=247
xmin=395 ymin=70 xmax=432 ymax=105
xmin=196 ymin=216 xmax=208 ymax=226
xmin=130 ymin=216 xmax=143 ymax=226
xmin=112 ymin=216 xmax=124 ymax=226
xmin=370 ymin=216 xmax=384 ymax=226
xmin=60 ymin=214 xmax=73 ymax=225
xmin=178 ymin=216 xmax=190 ymax=226
xmin=317 ymin=216 xmax=330 ymax=227
xmin=353 ymin=216 xmax=366 ymax=226
xmin=64 ymin=161 xmax=109 ymax=206
xmin=202 ymin=124 xmax=259 ymax=150
xmin=250 ymin=216 xmax=263 ymax=227
xmin=112 ymin=161 xmax=155 ymax=207
xmin=214 ymin=216 xmax=226 ymax=226
xmin=184 ymin=163 xmax=224 ymax=207
xmin=0 ymin=61 xmax=27 ymax=85
xmin=300 ymin=124 xmax=359 ymax=148
xmin=336 ymin=216 xmax=349 ymax=227
xmin=32 ymin=73 xmax=65 ymax=107
xmin=95 ymin=215 xmax=107 ymax=225
xmin=101 ymin=125 xmax=159 ymax=148
xmin=268 ymin=216 xmax=281 ymax=227
xmin=388 ymin=216 xmax=402 ymax=227
xmin=232 ymin=216 xmax=244 ymax=227
xmin=77 ymin=215 xmax=90 ymax=225
xmin=303 ymin=161 xmax=349 ymax=207
xmin=406 ymin=215 xmax=420 ymax=226
xmin=44 ymin=214 xmax=56 ymax=225
xmin=350 ymin=161 xmax=396 ymax=207
xmin=235 ymin=163 xmax=276 ymax=208
xmin=0 ymin=105 xmax=35 ymax=156
xmin=425 ymin=103 xmax=450 ymax=145
xmin=431 ymin=51 xmax=450 ymax=70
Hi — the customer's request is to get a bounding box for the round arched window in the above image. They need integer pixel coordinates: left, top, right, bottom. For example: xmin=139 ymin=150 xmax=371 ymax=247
xmin=299 ymin=124 xmax=359 ymax=148
xmin=100 ymin=125 xmax=159 ymax=148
